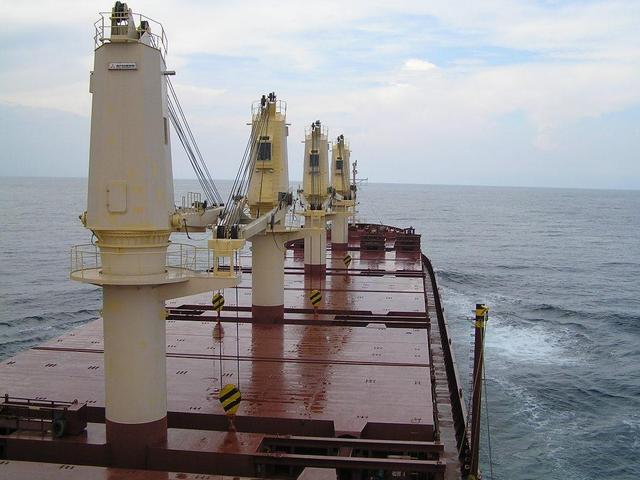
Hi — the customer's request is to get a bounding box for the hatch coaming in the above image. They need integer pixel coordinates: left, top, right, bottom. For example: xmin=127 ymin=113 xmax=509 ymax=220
xmin=0 ymin=225 xmax=465 ymax=479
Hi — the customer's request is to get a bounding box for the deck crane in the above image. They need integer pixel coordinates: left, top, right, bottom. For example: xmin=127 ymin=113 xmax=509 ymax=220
xmin=298 ymin=121 xmax=332 ymax=274
xmin=329 ymin=134 xmax=356 ymax=251
xmin=211 ymin=93 xmax=302 ymax=322
xmin=297 ymin=126 xmax=357 ymax=272
xmin=75 ymin=2 xmax=240 ymax=466
xmin=99 ymin=0 xmax=226 ymax=233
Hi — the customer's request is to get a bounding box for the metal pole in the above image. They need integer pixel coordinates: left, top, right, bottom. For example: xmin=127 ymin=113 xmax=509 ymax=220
xmin=469 ymin=303 xmax=488 ymax=479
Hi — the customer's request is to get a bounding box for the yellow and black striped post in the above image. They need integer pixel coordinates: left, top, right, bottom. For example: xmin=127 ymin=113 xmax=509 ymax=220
xmin=468 ymin=303 xmax=489 ymax=480
xmin=212 ymin=292 xmax=225 ymax=337
xmin=343 ymin=254 xmax=352 ymax=268
xmin=309 ymin=289 xmax=322 ymax=309
xmin=219 ymin=383 xmax=241 ymax=416
xmin=212 ymin=292 xmax=225 ymax=317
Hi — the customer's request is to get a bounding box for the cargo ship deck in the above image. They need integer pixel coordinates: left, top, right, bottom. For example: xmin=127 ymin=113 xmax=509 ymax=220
xmin=0 ymin=225 xmax=469 ymax=480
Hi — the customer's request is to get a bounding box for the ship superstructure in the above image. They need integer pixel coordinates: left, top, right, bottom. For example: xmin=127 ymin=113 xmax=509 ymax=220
xmin=0 ymin=4 xmax=485 ymax=480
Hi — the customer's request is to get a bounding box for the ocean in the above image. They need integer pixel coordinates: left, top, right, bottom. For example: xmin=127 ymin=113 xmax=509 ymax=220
xmin=1 ymin=176 xmax=638 ymax=479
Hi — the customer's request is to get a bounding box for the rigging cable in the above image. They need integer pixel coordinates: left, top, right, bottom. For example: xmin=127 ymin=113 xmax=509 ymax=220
xmin=217 ymin=297 xmax=223 ymax=392
xmin=223 ymin=116 xmax=259 ymax=226
xmin=166 ymin=78 xmax=223 ymax=205
xmin=460 ymin=318 xmax=478 ymax=452
xmin=461 ymin=312 xmax=494 ymax=477
xmin=167 ymin=99 xmax=217 ymax=204
xmin=255 ymin=110 xmax=270 ymax=219
xmin=222 ymin=104 xmax=270 ymax=229
xmin=483 ymin=324 xmax=495 ymax=480
xmin=182 ymin=219 xmax=192 ymax=240
xmin=167 ymin=78 xmax=223 ymax=203
xmin=338 ymin=138 xmax=347 ymax=195
xmin=225 ymin=111 xmax=264 ymax=219
xmin=235 ymin=250 xmax=241 ymax=384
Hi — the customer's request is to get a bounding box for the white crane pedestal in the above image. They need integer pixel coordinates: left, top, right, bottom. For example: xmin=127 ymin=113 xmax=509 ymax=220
xmin=103 ymin=284 xmax=168 ymax=466
xmin=250 ymin=232 xmax=289 ymax=322
xmin=331 ymin=211 xmax=350 ymax=251
xmin=304 ymin=211 xmax=327 ymax=275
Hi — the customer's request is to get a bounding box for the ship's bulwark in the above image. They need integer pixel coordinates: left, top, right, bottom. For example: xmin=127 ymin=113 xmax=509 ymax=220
xmin=0 ymin=225 xmax=468 ymax=479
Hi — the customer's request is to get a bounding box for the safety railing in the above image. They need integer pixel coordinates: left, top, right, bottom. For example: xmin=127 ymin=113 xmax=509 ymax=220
xmin=251 ymin=99 xmax=287 ymax=118
xmin=422 ymin=254 xmax=470 ymax=469
xmin=70 ymin=243 xmax=241 ymax=279
xmin=287 ymin=209 xmax=303 ymax=229
xmin=304 ymin=124 xmax=329 ymax=138
xmin=70 ymin=244 xmax=101 ymax=278
xmin=333 ymin=138 xmax=350 ymax=150
xmin=94 ymin=10 xmax=168 ymax=59
xmin=181 ymin=192 xmax=203 ymax=209
xmin=165 ymin=243 xmax=214 ymax=272
xmin=178 ymin=192 xmax=207 ymax=214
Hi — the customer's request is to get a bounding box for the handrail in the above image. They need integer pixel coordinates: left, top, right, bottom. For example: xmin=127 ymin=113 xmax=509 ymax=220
xmin=70 ymin=243 xmax=241 ymax=278
xmin=304 ymin=124 xmax=329 ymax=138
xmin=70 ymin=243 xmax=100 ymax=277
xmin=422 ymin=254 xmax=471 ymax=468
xmin=94 ymin=11 xmax=168 ymax=59
xmin=251 ymin=99 xmax=287 ymax=118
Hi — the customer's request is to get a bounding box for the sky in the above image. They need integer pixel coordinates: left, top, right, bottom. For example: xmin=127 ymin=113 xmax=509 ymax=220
xmin=0 ymin=0 xmax=639 ymax=189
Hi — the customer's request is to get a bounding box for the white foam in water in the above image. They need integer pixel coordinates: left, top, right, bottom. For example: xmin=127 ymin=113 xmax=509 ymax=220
xmin=442 ymin=282 xmax=596 ymax=478
xmin=486 ymin=320 xmax=576 ymax=365
xmin=441 ymin=284 xmax=579 ymax=366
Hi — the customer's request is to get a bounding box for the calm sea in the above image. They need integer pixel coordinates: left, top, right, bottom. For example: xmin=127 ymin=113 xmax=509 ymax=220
xmin=1 ymin=177 xmax=638 ymax=479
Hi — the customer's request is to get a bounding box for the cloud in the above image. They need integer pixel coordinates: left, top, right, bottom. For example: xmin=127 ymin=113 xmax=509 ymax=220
xmin=172 ymin=84 xmax=226 ymax=104
xmin=0 ymin=82 xmax=90 ymax=117
xmin=1 ymin=0 xmax=639 ymax=187
xmin=402 ymin=59 xmax=437 ymax=72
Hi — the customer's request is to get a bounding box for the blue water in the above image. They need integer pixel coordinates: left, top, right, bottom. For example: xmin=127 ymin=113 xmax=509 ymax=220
xmin=1 ymin=177 xmax=639 ymax=479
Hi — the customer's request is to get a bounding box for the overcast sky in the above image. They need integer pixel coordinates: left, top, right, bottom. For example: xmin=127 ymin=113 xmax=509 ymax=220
xmin=1 ymin=0 xmax=639 ymax=189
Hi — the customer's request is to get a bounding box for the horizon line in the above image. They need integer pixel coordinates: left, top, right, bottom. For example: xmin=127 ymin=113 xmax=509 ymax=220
xmin=0 ymin=174 xmax=638 ymax=193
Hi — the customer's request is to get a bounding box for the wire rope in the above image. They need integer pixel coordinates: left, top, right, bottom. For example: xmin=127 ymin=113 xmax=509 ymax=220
xmin=168 ymin=101 xmax=212 ymax=202
xmin=221 ymin=105 xmax=270 ymax=229
xmin=483 ymin=324 xmax=495 ymax=479
xmin=235 ymin=255 xmax=241 ymax=385
xmin=167 ymin=78 xmax=222 ymax=204
xmin=166 ymin=80 xmax=222 ymax=205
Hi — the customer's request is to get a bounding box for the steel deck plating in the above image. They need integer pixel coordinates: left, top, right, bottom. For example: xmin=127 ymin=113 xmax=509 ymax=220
xmin=0 ymin=232 xmax=467 ymax=480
